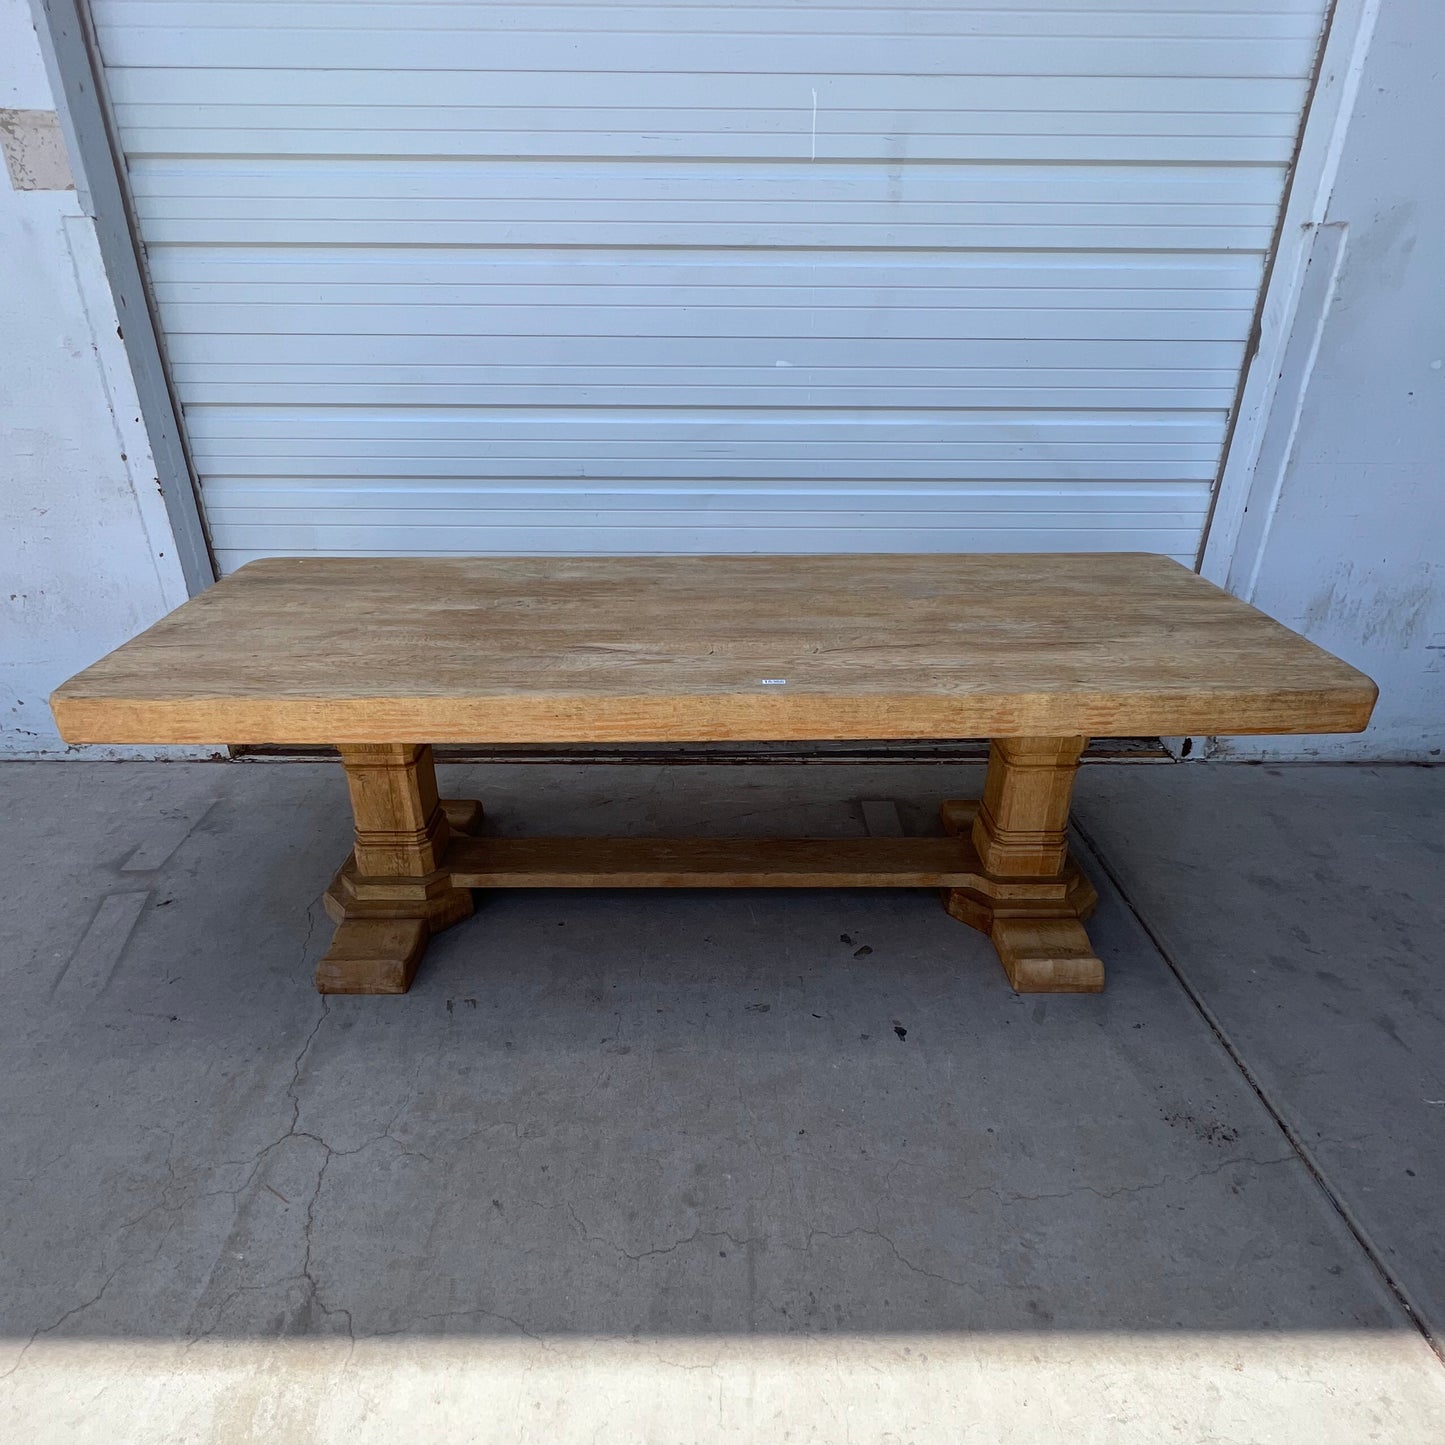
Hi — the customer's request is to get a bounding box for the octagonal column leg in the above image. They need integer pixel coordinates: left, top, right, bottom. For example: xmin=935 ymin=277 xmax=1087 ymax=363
xmin=315 ymin=744 xmax=480 ymax=995
xmin=943 ymin=735 xmax=1105 ymax=993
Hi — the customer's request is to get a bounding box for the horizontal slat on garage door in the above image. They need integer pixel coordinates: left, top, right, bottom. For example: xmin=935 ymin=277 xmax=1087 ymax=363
xmin=91 ymin=0 xmax=1327 ymax=567
xmin=205 ymin=481 xmax=1213 ymax=573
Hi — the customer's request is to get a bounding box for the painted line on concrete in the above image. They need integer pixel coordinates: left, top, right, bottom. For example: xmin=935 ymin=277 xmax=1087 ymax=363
xmin=120 ymin=802 xmax=216 ymax=872
xmin=51 ymin=892 xmax=151 ymax=1001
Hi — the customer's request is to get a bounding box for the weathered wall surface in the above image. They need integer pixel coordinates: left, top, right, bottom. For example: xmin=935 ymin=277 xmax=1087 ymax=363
xmin=0 ymin=0 xmax=194 ymax=758
xmin=1215 ymin=0 xmax=1444 ymax=760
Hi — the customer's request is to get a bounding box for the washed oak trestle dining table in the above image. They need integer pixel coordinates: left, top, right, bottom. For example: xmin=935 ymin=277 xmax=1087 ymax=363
xmin=50 ymin=553 xmax=1377 ymax=996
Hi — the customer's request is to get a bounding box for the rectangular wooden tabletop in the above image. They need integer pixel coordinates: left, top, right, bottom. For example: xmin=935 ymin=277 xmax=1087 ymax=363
xmin=50 ymin=553 xmax=1376 ymax=744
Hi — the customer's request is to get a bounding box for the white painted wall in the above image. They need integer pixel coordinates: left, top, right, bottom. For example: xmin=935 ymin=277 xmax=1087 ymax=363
xmin=0 ymin=0 xmax=194 ymax=758
xmin=1211 ymin=0 xmax=1444 ymax=760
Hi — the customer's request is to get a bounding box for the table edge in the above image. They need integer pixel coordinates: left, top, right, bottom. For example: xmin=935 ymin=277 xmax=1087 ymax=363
xmin=51 ymin=681 xmax=1379 ymax=746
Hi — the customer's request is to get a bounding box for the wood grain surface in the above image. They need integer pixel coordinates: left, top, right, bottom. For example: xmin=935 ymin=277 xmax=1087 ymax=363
xmin=444 ymin=835 xmax=1003 ymax=890
xmin=50 ymin=553 xmax=1376 ymax=743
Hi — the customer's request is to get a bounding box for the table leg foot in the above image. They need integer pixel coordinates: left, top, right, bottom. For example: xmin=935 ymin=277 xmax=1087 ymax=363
xmin=316 ymin=748 xmax=480 ymax=994
xmin=989 ymin=916 xmax=1105 ymax=994
xmin=317 ymin=871 xmax=473 ymax=995
xmin=940 ymin=886 xmax=1104 ymax=994
xmin=938 ymin=736 xmax=1106 ymax=994
xmin=322 ymin=863 xmax=475 ymax=933
xmin=315 ymin=917 xmax=429 ymax=995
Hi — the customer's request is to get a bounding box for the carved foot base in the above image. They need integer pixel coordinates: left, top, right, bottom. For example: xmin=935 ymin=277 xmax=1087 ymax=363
xmin=315 ymin=918 xmax=429 ymax=995
xmin=939 ymin=798 xmax=1105 ymax=994
xmin=988 ymin=916 xmax=1105 ymax=993
xmin=315 ymin=797 xmax=482 ymax=994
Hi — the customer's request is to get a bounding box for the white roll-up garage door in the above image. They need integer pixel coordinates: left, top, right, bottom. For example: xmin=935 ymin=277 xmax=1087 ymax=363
xmin=92 ymin=0 xmax=1328 ymax=573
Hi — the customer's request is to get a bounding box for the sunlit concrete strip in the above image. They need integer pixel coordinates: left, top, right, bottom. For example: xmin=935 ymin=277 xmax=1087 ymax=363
xmin=3 ymin=1333 xmax=1444 ymax=1443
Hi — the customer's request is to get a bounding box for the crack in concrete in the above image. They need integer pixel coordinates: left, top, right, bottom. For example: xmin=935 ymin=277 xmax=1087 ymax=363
xmin=561 ymin=1150 xmax=1298 ymax=1300
xmin=298 ymin=1146 xmax=355 ymax=1358
xmin=0 ymin=1128 xmax=227 ymax=1380
xmin=799 ymin=1222 xmax=991 ymax=1298
xmin=6 ymin=985 xmax=374 ymax=1370
xmin=287 ymin=992 xmax=329 ymax=1135
xmin=0 ymin=1262 xmax=125 ymax=1382
xmin=948 ymin=1150 xmax=1299 ymax=1209
xmin=567 ymin=1202 xmax=758 ymax=1263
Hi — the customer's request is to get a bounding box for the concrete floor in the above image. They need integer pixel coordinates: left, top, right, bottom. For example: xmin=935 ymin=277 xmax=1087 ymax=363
xmin=0 ymin=759 xmax=1441 ymax=1443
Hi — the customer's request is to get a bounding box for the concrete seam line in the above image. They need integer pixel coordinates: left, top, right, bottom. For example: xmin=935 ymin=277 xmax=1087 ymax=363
xmin=1072 ymin=817 xmax=1444 ymax=1369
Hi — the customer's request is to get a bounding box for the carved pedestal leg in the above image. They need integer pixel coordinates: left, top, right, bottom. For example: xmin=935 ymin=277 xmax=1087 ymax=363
xmin=941 ymin=736 xmax=1104 ymax=993
xmin=316 ymin=744 xmax=482 ymax=995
